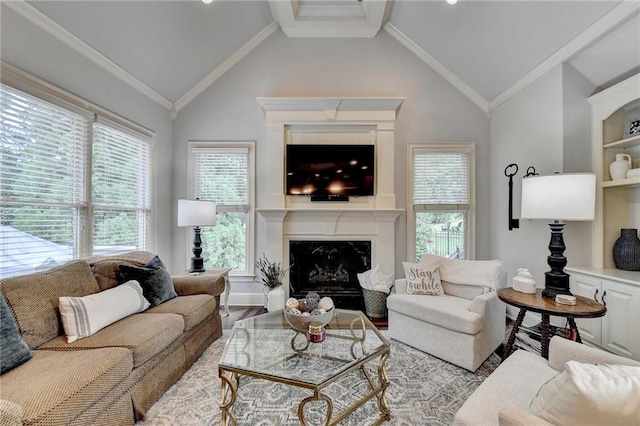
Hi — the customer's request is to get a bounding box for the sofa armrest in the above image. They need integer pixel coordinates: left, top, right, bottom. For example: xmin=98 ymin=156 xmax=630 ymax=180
xmin=0 ymin=400 xmax=23 ymax=426
xmin=498 ymin=407 xmax=554 ymax=426
xmin=171 ymin=274 xmax=225 ymax=298
xmin=548 ymin=336 xmax=640 ymax=371
xmin=393 ymin=278 xmax=407 ymax=294
xmin=468 ymin=291 xmax=506 ymax=352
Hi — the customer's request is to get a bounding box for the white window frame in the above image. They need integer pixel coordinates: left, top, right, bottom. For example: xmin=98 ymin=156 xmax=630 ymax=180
xmin=0 ymin=65 xmax=155 ymax=278
xmin=186 ymin=141 xmax=255 ymax=281
xmin=407 ymin=142 xmax=476 ymax=262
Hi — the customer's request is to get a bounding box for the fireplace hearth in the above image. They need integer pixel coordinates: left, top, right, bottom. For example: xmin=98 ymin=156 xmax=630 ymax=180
xmin=289 ymin=240 xmax=371 ymax=311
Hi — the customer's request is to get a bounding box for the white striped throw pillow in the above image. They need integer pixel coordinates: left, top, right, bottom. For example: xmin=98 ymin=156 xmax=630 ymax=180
xmin=59 ymin=280 xmax=150 ymax=343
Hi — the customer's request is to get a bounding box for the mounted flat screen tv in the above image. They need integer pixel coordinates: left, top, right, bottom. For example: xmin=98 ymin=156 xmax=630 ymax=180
xmin=286 ymin=144 xmax=375 ymax=197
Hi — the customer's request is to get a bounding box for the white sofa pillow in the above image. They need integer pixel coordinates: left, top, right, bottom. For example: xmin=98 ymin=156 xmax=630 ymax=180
xmin=59 ymin=280 xmax=150 ymax=343
xmin=530 ymin=360 xmax=640 ymax=426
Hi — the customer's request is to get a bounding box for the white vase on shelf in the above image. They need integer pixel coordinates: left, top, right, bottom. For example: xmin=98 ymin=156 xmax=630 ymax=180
xmin=609 ymin=153 xmax=632 ymax=180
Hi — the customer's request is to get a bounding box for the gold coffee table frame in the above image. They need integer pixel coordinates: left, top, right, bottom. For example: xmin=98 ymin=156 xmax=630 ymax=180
xmin=218 ymin=309 xmax=390 ymax=425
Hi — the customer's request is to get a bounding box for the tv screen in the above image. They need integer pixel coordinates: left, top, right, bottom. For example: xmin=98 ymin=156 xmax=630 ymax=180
xmin=286 ymin=144 xmax=375 ymax=196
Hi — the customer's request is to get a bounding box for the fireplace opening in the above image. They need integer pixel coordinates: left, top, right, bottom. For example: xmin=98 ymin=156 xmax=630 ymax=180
xmin=289 ymin=240 xmax=370 ymax=311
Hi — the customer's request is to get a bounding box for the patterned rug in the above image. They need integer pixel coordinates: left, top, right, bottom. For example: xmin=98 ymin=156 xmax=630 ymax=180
xmin=137 ymin=331 xmax=500 ymax=425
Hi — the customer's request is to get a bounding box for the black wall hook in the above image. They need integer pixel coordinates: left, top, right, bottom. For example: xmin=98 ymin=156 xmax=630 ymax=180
xmin=504 ymin=164 xmax=520 ymax=230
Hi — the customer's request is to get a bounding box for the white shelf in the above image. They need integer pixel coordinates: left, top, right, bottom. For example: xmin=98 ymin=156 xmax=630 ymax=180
xmin=603 ymin=134 xmax=640 ymax=149
xmin=602 ymin=176 xmax=640 ymax=188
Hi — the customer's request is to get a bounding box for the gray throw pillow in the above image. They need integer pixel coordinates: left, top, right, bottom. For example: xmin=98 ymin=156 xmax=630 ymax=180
xmin=118 ymin=256 xmax=177 ymax=307
xmin=1 ymin=293 xmax=33 ymax=374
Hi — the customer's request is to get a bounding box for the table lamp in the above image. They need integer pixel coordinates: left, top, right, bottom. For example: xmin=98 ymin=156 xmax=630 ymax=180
xmin=520 ymin=173 xmax=596 ymax=298
xmin=177 ymin=198 xmax=216 ymax=273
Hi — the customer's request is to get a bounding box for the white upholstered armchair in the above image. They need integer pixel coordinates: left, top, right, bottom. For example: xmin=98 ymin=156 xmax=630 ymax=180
xmin=387 ymin=254 xmax=506 ymax=371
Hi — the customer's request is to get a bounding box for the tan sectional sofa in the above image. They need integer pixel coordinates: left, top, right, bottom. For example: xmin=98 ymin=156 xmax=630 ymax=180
xmin=0 ymin=251 xmax=225 ymax=425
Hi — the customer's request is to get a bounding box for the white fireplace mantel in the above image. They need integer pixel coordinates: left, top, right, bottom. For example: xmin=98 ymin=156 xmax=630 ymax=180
xmin=256 ymin=97 xmax=405 ymax=299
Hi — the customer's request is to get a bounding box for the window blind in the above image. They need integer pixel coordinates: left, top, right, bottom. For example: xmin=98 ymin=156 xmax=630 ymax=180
xmin=1 ymin=84 xmax=89 ymax=276
xmin=92 ymin=122 xmax=151 ymax=254
xmin=193 ymin=148 xmax=249 ymax=209
xmin=413 ymin=152 xmax=469 ymax=205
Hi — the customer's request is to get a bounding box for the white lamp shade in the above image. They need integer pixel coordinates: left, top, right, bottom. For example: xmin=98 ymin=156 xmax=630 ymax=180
xmin=521 ymin=173 xmax=596 ymax=221
xmin=177 ymin=199 xmax=216 ymax=227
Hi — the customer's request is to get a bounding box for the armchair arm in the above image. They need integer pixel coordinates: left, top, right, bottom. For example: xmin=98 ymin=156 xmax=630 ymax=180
xmin=468 ymin=291 xmax=506 ymax=358
xmin=171 ymin=274 xmax=225 ymax=298
xmin=548 ymin=336 xmax=640 ymax=371
xmin=498 ymin=407 xmax=554 ymax=426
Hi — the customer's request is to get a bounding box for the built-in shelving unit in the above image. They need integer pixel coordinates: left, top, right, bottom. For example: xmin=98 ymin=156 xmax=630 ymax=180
xmin=587 ymin=74 xmax=640 ymax=271
xmin=569 ymin=73 xmax=640 ymax=360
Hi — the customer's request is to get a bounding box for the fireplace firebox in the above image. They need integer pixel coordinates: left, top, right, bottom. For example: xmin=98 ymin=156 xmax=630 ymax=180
xmin=289 ymin=240 xmax=370 ymax=311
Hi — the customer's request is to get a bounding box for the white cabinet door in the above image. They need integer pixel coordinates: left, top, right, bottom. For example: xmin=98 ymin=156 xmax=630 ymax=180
xmin=571 ymin=273 xmax=602 ymax=346
xmin=601 ymin=280 xmax=640 ymax=360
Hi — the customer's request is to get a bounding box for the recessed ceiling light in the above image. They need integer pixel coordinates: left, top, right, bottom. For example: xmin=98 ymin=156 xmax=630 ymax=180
xmin=202 ymin=0 xmax=213 ymax=4
xmin=447 ymin=0 xmax=458 ymax=4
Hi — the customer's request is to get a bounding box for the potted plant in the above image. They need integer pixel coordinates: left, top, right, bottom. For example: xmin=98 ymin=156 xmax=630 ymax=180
xmin=256 ymin=254 xmax=287 ymax=311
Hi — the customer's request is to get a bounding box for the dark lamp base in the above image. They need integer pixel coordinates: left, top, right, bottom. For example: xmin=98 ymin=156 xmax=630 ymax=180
xmin=189 ymin=256 xmax=205 ymax=273
xmin=542 ymin=221 xmax=572 ymax=299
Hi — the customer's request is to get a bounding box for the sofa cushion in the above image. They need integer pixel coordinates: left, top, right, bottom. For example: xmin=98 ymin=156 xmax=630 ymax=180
xmin=118 ymin=256 xmax=177 ymax=307
xmin=402 ymin=261 xmax=444 ymax=295
xmin=1 ymin=260 xmax=100 ymax=349
xmin=59 ymin=280 xmax=151 ymax=343
xmin=387 ymin=293 xmax=481 ymax=334
xmin=146 ymin=294 xmax=216 ymax=331
xmin=38 ymin=312 xmax=184 ymax=368
xmin=0 ymin=294 xmax=33 ymax=374
xmin=90 ymin=250 xmax=154 ymax=290
xmin=0 ymin=348 xmax=132 ymax=426
xmin=530 ymin=361 xmax=640 ymax=426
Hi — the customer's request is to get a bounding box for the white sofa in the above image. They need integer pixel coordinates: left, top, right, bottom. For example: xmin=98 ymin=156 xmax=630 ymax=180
xmin=454 ymin=337 xmax=640 ymax=426
xmin=387 ymin=255 xmax=505 ymax=372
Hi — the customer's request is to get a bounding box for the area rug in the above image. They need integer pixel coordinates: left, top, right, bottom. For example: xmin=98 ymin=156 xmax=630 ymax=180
xmin=138 ymin=331 xmax=500 ymax=425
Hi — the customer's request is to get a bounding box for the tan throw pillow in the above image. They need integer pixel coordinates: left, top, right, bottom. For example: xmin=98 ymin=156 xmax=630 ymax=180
xmin=402 ymin=261 xmax=443 ymax=296
xmin=59 ymin=280 xmax=150 ymax=343
xmin=530 ymin=361 xmax=640 ymax=426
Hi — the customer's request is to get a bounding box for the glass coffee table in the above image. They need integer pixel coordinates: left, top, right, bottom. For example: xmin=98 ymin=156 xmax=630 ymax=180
xmin=218 ymin=309 xmax=390 ymax=425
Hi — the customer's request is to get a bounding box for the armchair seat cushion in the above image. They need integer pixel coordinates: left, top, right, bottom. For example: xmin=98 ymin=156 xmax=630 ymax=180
xmin=387 ymin=294 xmax=482 ymax=335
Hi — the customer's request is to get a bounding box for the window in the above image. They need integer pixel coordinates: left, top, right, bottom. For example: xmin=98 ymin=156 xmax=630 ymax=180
xmin=189 ymin=142 xmax=254 ymax=275
xmin=92 ymin=121 xmax=152 ymax=255
xmin=409 ymin=143 xmax=475 ymax=262
xmin=0 ymin=81 xmax=153 ymax=278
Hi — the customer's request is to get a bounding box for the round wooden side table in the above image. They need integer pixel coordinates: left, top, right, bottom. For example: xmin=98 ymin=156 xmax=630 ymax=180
xmin=498 ymin=287 xmax=606 ymax=360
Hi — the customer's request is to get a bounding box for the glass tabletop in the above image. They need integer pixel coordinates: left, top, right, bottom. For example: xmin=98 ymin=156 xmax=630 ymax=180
xmin=218 ymin=309 xmax=389 ymax=387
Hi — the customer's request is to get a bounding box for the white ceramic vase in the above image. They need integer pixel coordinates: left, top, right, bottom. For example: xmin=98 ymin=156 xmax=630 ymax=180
xmin=609 ymin=153 xmax=632 ymax=180
xmin=266 ymin=285 xmax=286 ymax=312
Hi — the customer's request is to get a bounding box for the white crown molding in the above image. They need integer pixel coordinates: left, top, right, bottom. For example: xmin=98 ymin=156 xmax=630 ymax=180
xmin=383 ymin=22 xmax=490 ymax=115
xmin=173 ymin=21 xmax=280 ymax=114
xmin=3 ymin=0 xmax=174 ymax=111
xmin=489 ymin=1 xmax=640 ymax=111
xmin=269 ymin=0 xmax=388 ymax=38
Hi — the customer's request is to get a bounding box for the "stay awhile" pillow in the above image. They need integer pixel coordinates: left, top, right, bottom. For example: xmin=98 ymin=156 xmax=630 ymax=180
xmin=402 ymin=261 xmax=443 ymax=296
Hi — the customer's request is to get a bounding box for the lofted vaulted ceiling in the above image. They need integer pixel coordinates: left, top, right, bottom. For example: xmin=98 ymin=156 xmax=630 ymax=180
xmin=3 ymin=0 xmax=639 ymax=115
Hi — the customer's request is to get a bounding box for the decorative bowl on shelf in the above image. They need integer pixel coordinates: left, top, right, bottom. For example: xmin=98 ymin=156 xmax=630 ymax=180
xmin=284 ymin=309 xmax=334 ymax=332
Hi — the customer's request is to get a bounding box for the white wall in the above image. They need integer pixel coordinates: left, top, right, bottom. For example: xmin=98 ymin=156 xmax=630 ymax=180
xmin=490 ymin=63 xmax=595 ymax=322
xmin=1 ymin=5 xmax=175 ymax=265
xmin=173 ymin=30 xmax=492 ymax=301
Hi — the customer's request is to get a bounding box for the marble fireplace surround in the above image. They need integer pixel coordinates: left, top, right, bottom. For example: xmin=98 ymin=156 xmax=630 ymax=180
xmin=256 ymin=97 xmax=405 ymax=300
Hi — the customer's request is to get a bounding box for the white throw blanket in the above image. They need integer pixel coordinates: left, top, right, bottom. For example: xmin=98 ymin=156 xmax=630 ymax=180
xmin=357 ymin=265 xmax=394 ymax=294
xmin=419 ymin=253 xmax=503 ymax=291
